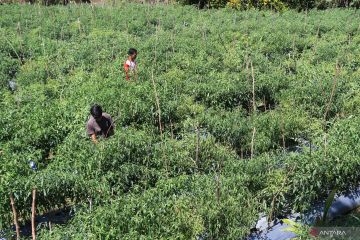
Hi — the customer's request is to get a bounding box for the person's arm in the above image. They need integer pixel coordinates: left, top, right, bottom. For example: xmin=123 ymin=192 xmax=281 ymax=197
xmin=87 ymin=122 xmax=98 ymax=144
xmin=124 ymin=63 xmax=130 ymax=80
xmin=91 ymin=133 xmax=98 ymax=144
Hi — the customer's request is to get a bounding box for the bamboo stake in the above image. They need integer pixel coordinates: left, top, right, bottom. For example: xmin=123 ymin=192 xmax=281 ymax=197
xmin=292 ymin=35 xmax=296 ymax=58
xmin=31 ymin=188 xmax=36 ymax=240
xmin=245 ymin=58 xmax=252 ymax=112
xmin=10 ymin=193 xmax=20 ymax=240
xmin=195 ymin=125 xmax=200 ymax=168
xmin=280 ymin=110 xmax=286 ymax=151
xmin=250 ymin=127 xmax=256 ymax=160
xmin=323 ymin=62 xmax=340 ymax=160
xmin=324 ymin=132 xmax=328 ymax=159
xmin=320 ymin=61 xmax=340 ymax=160
xmin=151 ymin=70 xmax=163 ymax=136
xmin=250 ymin=60 xmax=256 ymax=113
xmin=316 ymin=26 xmax=320 ymax=38
xmin=323 ymin=61 xmax=340 ymax=124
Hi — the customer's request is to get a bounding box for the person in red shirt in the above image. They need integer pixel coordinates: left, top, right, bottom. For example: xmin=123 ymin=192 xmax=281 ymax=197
xmin=124 ymin=48 xmax=138 ymax=81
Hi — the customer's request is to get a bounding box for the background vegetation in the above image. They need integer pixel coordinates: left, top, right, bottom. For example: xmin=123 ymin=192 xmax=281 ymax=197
xmin=0 ymin=3 xmax=360 ymax=239
xmin=2 ymin=0 xmax=360 ymax=10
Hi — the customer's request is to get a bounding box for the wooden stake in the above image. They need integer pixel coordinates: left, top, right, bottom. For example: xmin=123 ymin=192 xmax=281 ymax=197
xmin=292 ymin=35 xmax=296 ymax=57
xmin=151 ymin=70 xmax=163 ymax=136
xmin=250 ymin=60 xmax=256 ymax=113
xmin=280 ymin=111 xmax=286 ymax=151
xmin=323 ymin=62 xmax=339 ymax=162
xmin=316 ymin=26 xmax=320 ymax=38
xmin=195 ymin=125 xmax=200 ymax=168
xmin=10 ymin=193 xmax=20 ymax=240
xmin=251 ymin=127 xmax=256 ymax=160
xmin=323 ymin=61 xmax=340 ymax=125
xmin=31 ymin=188 xmax=36 ymax=240
xmin=324 ymin=132 xmax=327 ymax=159
xmin=245 ymin=59 xmax=251 ymax=112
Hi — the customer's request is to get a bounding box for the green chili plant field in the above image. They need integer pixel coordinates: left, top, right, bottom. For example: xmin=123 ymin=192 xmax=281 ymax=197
xmin=0 ymin=3 xmax=360 ymax=239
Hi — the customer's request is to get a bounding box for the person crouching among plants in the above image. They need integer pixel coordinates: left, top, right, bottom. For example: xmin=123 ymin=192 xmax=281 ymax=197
xmin=86 ymin=104 xmax=114 ymax=144
xmin=124 ymin=48 xmax=138 ymax=81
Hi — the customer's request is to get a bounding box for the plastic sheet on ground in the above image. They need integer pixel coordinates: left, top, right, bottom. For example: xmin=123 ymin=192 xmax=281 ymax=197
xmin=249 ymin=186 xmax=360 ymax=240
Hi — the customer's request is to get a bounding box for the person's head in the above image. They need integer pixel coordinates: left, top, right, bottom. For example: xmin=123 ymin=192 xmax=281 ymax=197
xmin=90 ymin=104 xmax=103 ymax=122
xmin=128 ymin=48 xmax=138 ymax=60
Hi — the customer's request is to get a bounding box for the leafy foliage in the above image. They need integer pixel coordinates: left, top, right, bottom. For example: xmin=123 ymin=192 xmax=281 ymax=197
xmin=0 ymin=3 xmax=360 ymax=239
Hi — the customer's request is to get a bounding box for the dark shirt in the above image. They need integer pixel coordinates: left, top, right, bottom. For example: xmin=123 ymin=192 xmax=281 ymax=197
xmin=86 ymin=113 xmax=114 ymax=138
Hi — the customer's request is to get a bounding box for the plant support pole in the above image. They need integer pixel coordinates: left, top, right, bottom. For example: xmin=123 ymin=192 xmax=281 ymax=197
xmin=280 ymin=111 xmax=286 ymax=151
xmin=10 ymin=193 xmax=20 ymax=239
xmin=32 ymin=188 xmax=36 ymax=240
xmin=323 ymin=61 xmax=340 ymax=124
xmin=195 ymin=125 xmax=200 ymax=168
xmin=323 ymin=62 xmax=340 ymax=160
xmin=251 ymin=60 xmax=256 ymax=113
xmin=151 ymin=70 xmax=163 ymax=136
xmin=251 ymin=127 xmax=256 ymax=160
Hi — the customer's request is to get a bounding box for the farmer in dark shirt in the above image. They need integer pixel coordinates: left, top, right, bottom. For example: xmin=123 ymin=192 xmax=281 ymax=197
xmin=86 ymin=104 xmax=114 ymax=144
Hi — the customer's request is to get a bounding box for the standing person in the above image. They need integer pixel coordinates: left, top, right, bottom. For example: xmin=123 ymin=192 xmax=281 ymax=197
xmin=86 ymin=104 xmax=114 ymax=144
xmin=124 ymin=48 xmax=138 ymax=81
